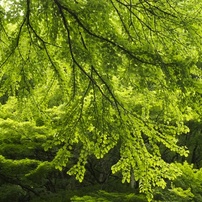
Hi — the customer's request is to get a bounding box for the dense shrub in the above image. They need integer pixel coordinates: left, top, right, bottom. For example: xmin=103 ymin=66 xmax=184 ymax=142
xmin=154 ymin=162 xmax=202 ymax=202
xmin=0 ymin=184 xmax=26 ymax=202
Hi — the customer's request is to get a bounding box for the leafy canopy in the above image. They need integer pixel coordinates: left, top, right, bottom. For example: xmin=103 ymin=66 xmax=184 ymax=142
xmin=0 ymin=0 xmax=202 ymax=200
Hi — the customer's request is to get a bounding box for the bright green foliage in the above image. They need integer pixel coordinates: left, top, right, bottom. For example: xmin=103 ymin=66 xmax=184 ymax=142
xmin=173 ymin=162 xmax=202 ymax=201
xmin=170 ymin=187 xmax=194 ymax=201
xmin=154 ymin=161 xmax=202 ymax=201
xmin=0 ymin=0 xmax=202 ymax=201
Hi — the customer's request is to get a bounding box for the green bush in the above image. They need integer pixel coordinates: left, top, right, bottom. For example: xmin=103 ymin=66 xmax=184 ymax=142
xmin=0 ymin=184 xmax=26 ymax=202
xmin=154 ymin=162 xmax=202 ymax=202
xmin=70 ymin=190 xmax=146 ymax=202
